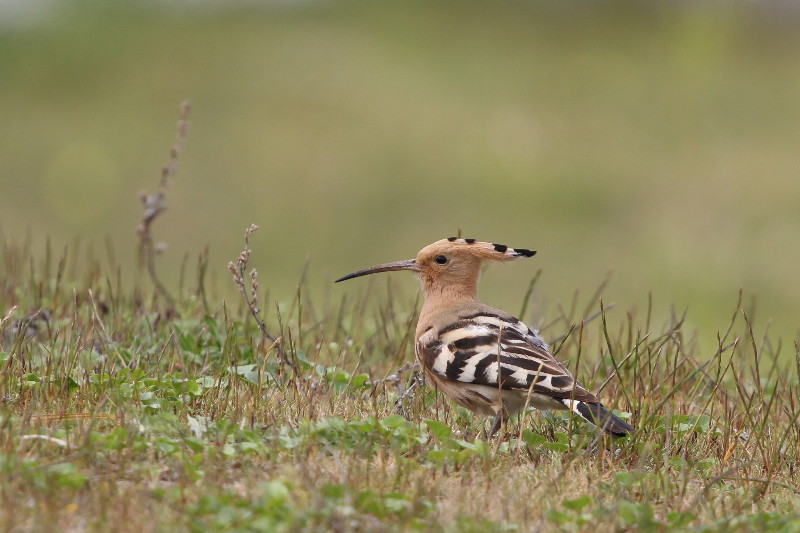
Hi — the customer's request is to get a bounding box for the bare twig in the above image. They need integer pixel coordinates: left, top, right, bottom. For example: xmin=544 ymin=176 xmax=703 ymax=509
xmin=228 ymin=224 xmax=296 ymax=375
xmin=370 ymin=362 xmax=418 ymax=389
xmin=136 ymin=100 xmax=191 ymax=308
xmin=0 ymin=306 xmax=17 ymax=330
xmin=394 ymin=367 xmax=423 ymax=416
xmin=9 ymin=308 xmax=51 ymax=340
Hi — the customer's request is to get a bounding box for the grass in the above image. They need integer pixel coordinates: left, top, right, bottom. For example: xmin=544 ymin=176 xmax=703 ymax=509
xmin=1 ymin=226 xmax=799 ymax=532
xmin=2 ymin=3 xmax=800 ymax=529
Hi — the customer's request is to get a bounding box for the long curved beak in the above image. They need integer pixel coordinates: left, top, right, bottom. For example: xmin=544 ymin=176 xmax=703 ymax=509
xmin=335 ymin=259 xmax=419 ymax=283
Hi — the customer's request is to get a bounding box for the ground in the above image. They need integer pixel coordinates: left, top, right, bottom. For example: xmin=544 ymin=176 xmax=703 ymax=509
xmin=1 ymin=235 xmax=798 ymax=532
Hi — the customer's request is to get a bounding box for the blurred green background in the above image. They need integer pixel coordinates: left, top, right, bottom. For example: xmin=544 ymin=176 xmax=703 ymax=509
xmin=1 ymin=0 xmax=799 ymax=349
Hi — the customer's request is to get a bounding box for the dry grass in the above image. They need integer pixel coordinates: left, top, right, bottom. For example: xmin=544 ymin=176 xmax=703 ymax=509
xmin=1 ymin=228 xmax=798 ymax=532
xmin=2 ymin=10 xmax=800 ymax=525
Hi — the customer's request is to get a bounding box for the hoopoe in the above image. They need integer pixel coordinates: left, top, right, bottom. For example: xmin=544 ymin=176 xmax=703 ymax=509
xmin=336 ymin=237 xmax=633 ymax=437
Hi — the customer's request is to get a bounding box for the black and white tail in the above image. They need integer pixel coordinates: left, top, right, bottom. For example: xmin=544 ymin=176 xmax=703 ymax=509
xmin=561 ymin=399 xmax=634 ymax=437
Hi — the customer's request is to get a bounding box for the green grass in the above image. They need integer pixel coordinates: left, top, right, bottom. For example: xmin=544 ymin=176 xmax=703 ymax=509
xmin=1 ymin=232 xmax=799 ymax=532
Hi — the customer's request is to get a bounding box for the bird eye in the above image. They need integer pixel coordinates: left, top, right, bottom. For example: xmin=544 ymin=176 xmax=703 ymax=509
xmin=435 ymin=255 xmax=448 ymax=265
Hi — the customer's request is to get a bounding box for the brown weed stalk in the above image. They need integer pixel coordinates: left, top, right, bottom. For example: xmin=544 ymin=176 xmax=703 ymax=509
xmin=136 ymin=100 xmax=191 ymax=308
xmin=228 ymin=224 xmax=296 ymax=376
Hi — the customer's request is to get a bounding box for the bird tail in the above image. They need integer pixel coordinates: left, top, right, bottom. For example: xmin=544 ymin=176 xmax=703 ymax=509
xmin=560 ymin=399 xmax=634 ymax=437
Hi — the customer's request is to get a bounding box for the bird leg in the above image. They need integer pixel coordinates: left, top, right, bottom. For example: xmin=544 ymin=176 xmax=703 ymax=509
xmin=488 ymin=410 xmax=507 ymax=438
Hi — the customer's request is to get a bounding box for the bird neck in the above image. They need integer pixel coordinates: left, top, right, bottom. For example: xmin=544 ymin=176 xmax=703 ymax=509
xmin=418 ymin=280 xmax=479 ymax=331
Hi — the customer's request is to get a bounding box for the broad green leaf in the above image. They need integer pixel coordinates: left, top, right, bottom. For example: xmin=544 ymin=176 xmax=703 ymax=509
xmin=381 ymin=414 xmax=408 ymax=429
xmin=615 ymin=471 xmax=644 ymax=487
xmin=546 ymin=509 xmax=571 ymax=526
xmin=544 ymin=441 xmax=569 ymax=453
xmin=522 ymin=429 xmax=545 ymax=448
xmin=350 ymin=373 xmax=369 ymax=388
xmin=424 ymin=419 xmax=452 ymax=441
xmin=562 ymin=494 xmax=592 ymax=512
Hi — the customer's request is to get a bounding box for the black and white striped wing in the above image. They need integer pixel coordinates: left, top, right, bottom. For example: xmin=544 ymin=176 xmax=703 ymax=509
xmin=418 ymin=312 xmax=596 ymax=402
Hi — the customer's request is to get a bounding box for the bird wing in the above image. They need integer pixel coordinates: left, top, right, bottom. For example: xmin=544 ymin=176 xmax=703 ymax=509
xmin=417 ymin=310 xmax=597 ymax=402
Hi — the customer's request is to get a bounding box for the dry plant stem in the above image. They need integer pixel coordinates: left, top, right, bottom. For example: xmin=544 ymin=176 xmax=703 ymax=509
xmin=4 ymin=230 xmax=800 ymax=533
xmin=394 ymin=367 xmax=422 ymax=416
xmin=517 ymin=269 xmax=541 ymax=321
xmin=0 ymin=306 xmax=17 ymax=329
xmin=196 ymin=246 xmax=211 ymax=314
xmin=370 ymin=361 xmax=417 ymax=388
xmin=87 ymin=290 xmax=127 ymax=368
xmin=136 ymin=100 xmax=191 ymax=308
xmin=550 ymin=304 xmax=613 ymax=347
xmin=228 ymin=224 xmax=296 ymax=375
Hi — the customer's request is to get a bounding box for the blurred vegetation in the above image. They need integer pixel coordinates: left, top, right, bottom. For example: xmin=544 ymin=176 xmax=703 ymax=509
xmin=1 ymin=0 xmax=799 ymax=350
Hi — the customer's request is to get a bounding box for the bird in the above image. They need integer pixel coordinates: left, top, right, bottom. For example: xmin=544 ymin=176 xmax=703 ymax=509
xmin=335 ymin=237 xmax=633 ymax=438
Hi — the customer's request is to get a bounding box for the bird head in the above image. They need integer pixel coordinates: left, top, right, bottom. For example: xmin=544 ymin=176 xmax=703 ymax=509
xmin=335 ymin=237 xmax=536 ymax=296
